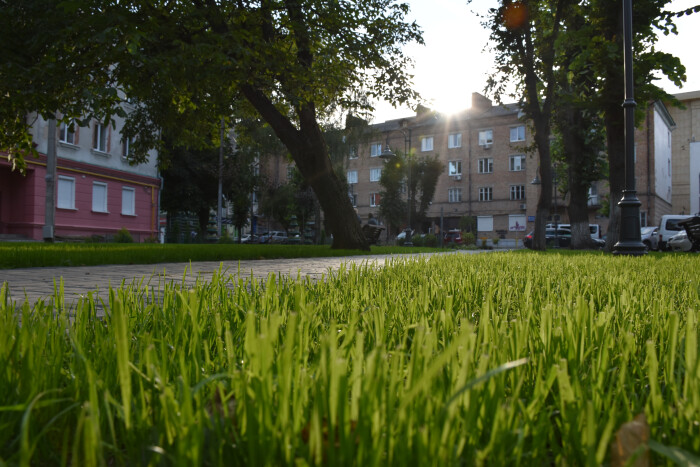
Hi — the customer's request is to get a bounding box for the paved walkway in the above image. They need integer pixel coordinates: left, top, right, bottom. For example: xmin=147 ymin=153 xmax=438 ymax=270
xmin=0 ymin=250 xmax=487 ymax=310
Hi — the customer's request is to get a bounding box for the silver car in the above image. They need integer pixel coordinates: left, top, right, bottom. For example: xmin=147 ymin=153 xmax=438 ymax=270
xmin=668 ymin=231 xmax=692 ymax=252
xmin=640 ymin=226 xmax=659 ymax=251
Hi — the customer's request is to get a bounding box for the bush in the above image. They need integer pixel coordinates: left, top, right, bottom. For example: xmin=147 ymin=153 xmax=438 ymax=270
xmin=114 ymin=228 xmax=134 ymax=243
xmin=462 ymin=232 xmax=475 ymax=245
xmin=424 ymin=233 xmax=437 ymax=247
xmin=144 ymin=235 xmax=159 ymax=243
xmin=493 ymin=237 xmax=500 ymax=246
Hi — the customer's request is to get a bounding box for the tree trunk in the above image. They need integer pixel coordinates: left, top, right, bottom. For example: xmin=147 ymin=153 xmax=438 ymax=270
xmin=532 ymin=116 xmax=553 ymax=251
xmin=568 ymin=177 xmax=594 ymax=249
xmin=241 ymin=85 xmax=369 ymax=250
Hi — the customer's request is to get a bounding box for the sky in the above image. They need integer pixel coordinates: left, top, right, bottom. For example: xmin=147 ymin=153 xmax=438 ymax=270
xmin=372 ymin=0 xmax=700 ymax=123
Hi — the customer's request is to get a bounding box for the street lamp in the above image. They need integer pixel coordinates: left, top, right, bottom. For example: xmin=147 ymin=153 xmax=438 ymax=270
xmin=380 ymin=123 xmax=413 ymax=245
xmin=614 ymin=0 xmax=646 ymax=255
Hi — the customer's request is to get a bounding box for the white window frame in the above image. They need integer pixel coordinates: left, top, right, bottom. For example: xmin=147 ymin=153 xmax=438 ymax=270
xmin=93 ymin=122 xmax=107 ymax=153
xmin=478 ymin=158 xmax=493 ymax=174
xmin=122 ymin=137 xmax=132 ymax=160
xmin=510 ymin=185 xmax=525 ymax=200
xmin=287 ymin=165 xmax=295 ymax=180
xmin=370 ymin=143 xmax=382 ymax=157
xmin=509 ymin=155 xmax=526 ymax=171
xmin=349 ymin=146 xmax=358 ymax=159
xmin=478 ymin=129 xmax=493 ymax=146
xmin=477 ymin=216 xmax=494 ymax=232
xmin=448 ymin=187 xmax=462 ymax=203
xmin=347 ymin=170 xmax=358 ymax=184
xmin=510 ymin=125 xmax=526 ymax=142
xmin=479 ymin=187 xmax=493 ymax=202
xmin=370 ymin=167 xmax=382 ymax=182
xmin=92 ymin=182 xmax=108 ymax=213
xmin=369 ymin=192 xmax=380 ymax=207
xmin=59 ymin=120 xmax=76 ymax=145
xmin=448 ymin=160 xmax=462 ymax=176
xmin=121 ymin=187 xmax=136 ymax=216
xmin=421 ymin=136 xmax=434 ymax=152
xmin=349 ymin=193 xmax=357 ymax=207
xmin=448 ymin=133 xmax=462 ymax=149
xmin=57 ymin=176 xmax=76 ymax=210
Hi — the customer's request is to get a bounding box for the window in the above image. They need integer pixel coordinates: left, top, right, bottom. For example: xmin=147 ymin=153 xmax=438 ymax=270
xmin=421 ymin=136 xmax=434 ymax=152
xmin=448 ymin=133 xmax=462 ymax=149
xmin=92 ymin=182 xmax=108 ymax=212
xmin=349 ymin=146 xmax=358 ymax=159
xmin=509 ymin=215 xmax=527 ymax=232
xmin=370 ymin=192 xmax=381 ymax=207
xmin=509 ymin=155 xmax=526 ymax=171
xmin=57 ymin=176 xmax=75 ymax=210
xmin=122 ymin=137 xmax=132 ymax=160
xmin=347 ymin=170 xmax=358 ymax=184
xmin=349 ymin=193 xmax=357 ymax=207
xmin=287 ymin=165 xmax=295 ymax=180
xmin=640 ymin=211 xmax=648 ymax=227
xmin=477 ymin=216 xmax=494 ymax=232
xmin=479 ymin=187 xmax=493 ymax=202
xmin=510 ymin=125 xmax=525 ymax=142
xmin=370 ymin=143 xmax=382 ymax=157
xmin=93 ymin=123 xmax=108 ymax=152
xmin=588 ymin=183 xmax=599 ymax=206
xmin=121 ymin=187 xmax=135 ymax=216
xmin=510 ymin=185 xmax=525 ymax=200
xmin=448 ymin=160 xmax=462 ymax=176
xmin=370 ymin=167 xmax=382 ymax=182
xmin=59 ymin=120 xmax=76 ymax=145
xmin=448 ymin=188 xmax=462 ymax=203
xmin=478 ymin=158 xmax=493 ymax=174
xmin=478 ymin=129 xmax=493 ymax=146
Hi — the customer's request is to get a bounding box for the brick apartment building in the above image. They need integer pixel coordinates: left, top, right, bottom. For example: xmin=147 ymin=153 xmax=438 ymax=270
xmin=668 ymin=90 xmax=700 ymax=216
xmin=342 ymin=92 xmax=677 ymax=242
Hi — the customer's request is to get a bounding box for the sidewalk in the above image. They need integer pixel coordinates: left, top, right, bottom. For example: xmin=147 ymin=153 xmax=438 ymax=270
xmin=0 ymin=250 xmax=485 ymax=311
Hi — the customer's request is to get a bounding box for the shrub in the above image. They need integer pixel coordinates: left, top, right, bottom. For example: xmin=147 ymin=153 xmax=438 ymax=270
xmin=493 ymin=237 xmax=500 ymax=245
xmin=114 ymin=228 xmax=134 ymax=243
xmin=462 ymin=232 xmax=475 ymax=245
xmin=424 ymin=233 xmax=437 ymax=247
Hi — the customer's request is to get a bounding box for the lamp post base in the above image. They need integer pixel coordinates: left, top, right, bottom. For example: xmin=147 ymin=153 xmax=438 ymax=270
xmin=613 ymin=190 xmax=647 ymax=256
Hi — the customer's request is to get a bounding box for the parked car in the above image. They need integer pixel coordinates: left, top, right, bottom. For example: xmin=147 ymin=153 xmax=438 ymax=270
xmin=547 ymin=223 xmax=602 ymax=240
xmin=443 ymin=230 xmax=463 ymax=244
xmin=396 ymin=229 xmax=414 ymax=241
xmin=640 ymin=226 xmax=659 ymax=251
xmin=668 ymin=231 xmax=692 ymax=252
xmin=267 ymin=231 xmax=288 ymax=244
xmin=659 ymin=215 xmax=693 ymax=250
xmin=524 ymin=228 xmax=572 ymax=249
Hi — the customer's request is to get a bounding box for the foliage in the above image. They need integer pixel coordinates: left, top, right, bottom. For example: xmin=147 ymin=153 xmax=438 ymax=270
xmin=379 ymin=152 xmax=443 ymax=234
xmin=459 ymin=215 xmax=477 ymax=233
xmin=462 ymin=232 xmax=476 ymax=245
xmin=1 ymin=253 xmax=699 ymax=464
xmin=113 ymin=228 xmax=133 ymax=243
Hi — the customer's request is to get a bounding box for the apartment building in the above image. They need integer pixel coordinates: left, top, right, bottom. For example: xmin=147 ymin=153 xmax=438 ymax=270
xmin=346 ymin=92 xmax=678 ymax=241
xmin=0 ymin=109 xmax=161 ymax=241
xmin=668 ymin=90 xmax=700 ymax=215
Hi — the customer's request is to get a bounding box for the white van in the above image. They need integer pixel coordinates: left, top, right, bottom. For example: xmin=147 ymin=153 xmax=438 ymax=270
xmin=658 ymin=215 xmax=693 ymax=251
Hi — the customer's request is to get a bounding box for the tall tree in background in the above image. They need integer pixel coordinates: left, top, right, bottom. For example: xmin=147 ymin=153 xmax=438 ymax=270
xmin=0 ymin=0 xmax=423 ymax=251
xmin=582 ymin=0 xmax=686 ymax=250
xmin=481 ymin=0 xmax=569 ymax=251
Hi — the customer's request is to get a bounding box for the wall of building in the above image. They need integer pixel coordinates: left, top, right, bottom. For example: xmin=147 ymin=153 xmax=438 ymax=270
xmin=668 ymin=91 xmax=700 ymax=214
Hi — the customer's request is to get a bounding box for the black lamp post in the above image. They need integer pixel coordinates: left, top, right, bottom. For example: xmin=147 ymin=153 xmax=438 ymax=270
xmin=614 ymin=0 xmax=646 ymax=255
xmin=380 ymin=124 xmax=413 ymax=245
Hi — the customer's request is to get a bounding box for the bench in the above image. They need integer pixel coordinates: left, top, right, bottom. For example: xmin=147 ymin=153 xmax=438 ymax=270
xmin=679 ymin=216 xmax=700 ymax=252
xmin=362 ymin=224 xmax=385 ymax=245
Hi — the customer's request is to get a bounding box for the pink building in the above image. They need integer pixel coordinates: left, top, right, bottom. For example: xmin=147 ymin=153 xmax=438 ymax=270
xmin=1 ymin=112 xmax=160 ymax=242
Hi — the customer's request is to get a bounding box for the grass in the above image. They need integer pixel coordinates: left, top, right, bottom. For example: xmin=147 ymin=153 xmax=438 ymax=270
xmin=0 ymin=242 xmax=445 ymax=269
xmin=1 ymin=251 xmax=699 ymax=465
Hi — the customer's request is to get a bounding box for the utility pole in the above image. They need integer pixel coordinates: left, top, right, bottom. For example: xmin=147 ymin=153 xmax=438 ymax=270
xmin=43 ymin=119 xmax=57 ymax=242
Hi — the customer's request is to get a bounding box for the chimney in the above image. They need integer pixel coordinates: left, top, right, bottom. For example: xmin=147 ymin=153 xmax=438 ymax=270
xmin=471 ymin=92 xmax=492 ymax=111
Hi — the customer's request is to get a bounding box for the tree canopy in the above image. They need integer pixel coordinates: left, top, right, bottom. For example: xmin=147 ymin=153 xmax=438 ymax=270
xmin=1 ymin=0 xmax=424 ymax=250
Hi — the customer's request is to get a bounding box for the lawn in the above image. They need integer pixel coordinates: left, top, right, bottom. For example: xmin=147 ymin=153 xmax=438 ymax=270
xmin=1 ymin=252 xmax=699 ymax=465
xmin=0 ymin=242 xmax=446 ymax=269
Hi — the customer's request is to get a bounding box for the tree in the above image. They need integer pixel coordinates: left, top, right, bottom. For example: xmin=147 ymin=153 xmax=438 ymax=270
xmin=1 ymin=0 xmax=424 ymax=251
xmin=379 ymin=152 xmax=443 ymax=235
xmin=579 ymin=0 xmax=686 ymax=250
xmin=481 ymin=0 xmax=569 ymax=250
